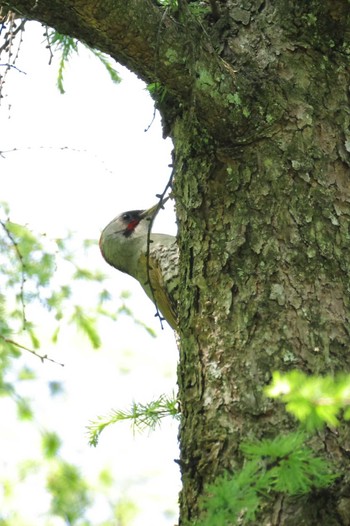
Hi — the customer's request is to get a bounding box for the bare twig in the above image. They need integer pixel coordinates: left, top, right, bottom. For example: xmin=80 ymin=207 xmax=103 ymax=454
xmin=0 ymin=18 xmax=26 ymax=54
xmin=1 ymin=336 xmax=64 ymax=367
xmin=145 ymin=167 xmax=175 ymax=329
xmin=0 ymin=12 xmax=26 ymax=102
xmin=0 ymin=218 xmax=27 ymax=327
xmin=0 ymin=63 xmax=26 ymax=74
xmin=0 ymin=145 xmax=115 ymax=175
xmin=43 ymin=25 xmax=54 ymax=65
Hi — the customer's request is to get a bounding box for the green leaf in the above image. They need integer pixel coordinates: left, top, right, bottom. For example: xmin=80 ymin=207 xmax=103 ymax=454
xmin=89 ymin=48 xmax=121 ymax=84
xmin=48 ymin=30 xmax=121 ymax=94
xmin=199 ymin=432 xmax=336 ymax=526
xmin=17 ymin=366 xmax=36 ymax=381
xmin=42 ymin=431 xmax=62 ymax=458
xmin=71 ymin=306 xmax=101 ymax=349
xmin=51 ymin=326 xmax=60 ymax=343
xmin=199 ymin=463 xmax=261 ymax=526
xmin=28 ymin=328 xmax=40 ymax=350
xmin=73 ymin=267 xmax=105 ymax=281
xmin=47 ymin=461 xmax=91 ymax=523
xmin=17 ymin=398 xmax=33 ymax=420
xmin=266 ymin=371 xmax=350 ymax=430
xmin=48 ymin=32 xmax=78 ymax=93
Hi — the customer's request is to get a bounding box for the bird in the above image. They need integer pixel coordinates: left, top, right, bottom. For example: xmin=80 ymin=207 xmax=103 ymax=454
xmin=99 ymin=201 xmax=178 ymax=330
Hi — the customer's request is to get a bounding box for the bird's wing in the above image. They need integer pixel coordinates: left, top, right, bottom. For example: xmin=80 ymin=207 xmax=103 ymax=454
xmin=138 ymin=241 xmax=178 ymax=330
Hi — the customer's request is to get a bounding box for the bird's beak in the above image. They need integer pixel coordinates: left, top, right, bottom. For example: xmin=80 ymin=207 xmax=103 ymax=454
xmin=139 ymin=196 xmax=170 ymax=220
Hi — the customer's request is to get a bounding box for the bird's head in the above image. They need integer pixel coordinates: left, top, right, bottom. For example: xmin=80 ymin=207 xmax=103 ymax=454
xmin=100 ymin=201 xmax=162 ymax=244
xmin=100 ymin=196 xmax=170 ymax=244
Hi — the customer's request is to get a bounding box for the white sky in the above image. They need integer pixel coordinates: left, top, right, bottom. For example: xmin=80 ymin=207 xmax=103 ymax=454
xmin=0 ymin=22 xmax=180 ymax=525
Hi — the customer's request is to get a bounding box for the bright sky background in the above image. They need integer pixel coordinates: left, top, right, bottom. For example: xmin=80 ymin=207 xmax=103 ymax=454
xmin=1 ymin=21 xmax=180 ymax=525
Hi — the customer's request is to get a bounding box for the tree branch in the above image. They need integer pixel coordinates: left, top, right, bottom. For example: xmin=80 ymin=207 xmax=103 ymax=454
xmin=1 ymin=336 xmax=64 ymax=366
xmin=0 ymin=0 xmax=244 ymax=141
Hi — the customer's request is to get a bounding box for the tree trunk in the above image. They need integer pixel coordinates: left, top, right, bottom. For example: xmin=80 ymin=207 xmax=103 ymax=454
xmin=2 ymin=1 xmax=350 ymax=523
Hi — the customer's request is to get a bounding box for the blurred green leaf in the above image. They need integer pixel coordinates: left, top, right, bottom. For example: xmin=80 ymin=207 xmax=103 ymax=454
xmin=17 ymin=366 xmax=36 ymax=381
xmin=42 ymin=431 xmax=62 ymax=458
xmin=17 ymin=398 xmax=33 ymax=421
xmin=266 ymin=371 xmax=350 ymax=430
xmin=71 ymin=306 xmax=101 ymax=349
xmin=47 ymin=461 xmax=91 ymax=523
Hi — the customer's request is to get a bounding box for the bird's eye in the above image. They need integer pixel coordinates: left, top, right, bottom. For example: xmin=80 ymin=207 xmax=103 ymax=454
xmin=122 ymin=213 xmax=131 ymax=221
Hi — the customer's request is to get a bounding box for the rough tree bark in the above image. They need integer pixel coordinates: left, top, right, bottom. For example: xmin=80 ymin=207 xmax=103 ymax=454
xmin=2 ymin=1 xmax=350 ymax=524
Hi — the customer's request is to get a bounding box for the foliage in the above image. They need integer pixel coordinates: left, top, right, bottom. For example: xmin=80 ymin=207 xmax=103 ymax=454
xmin=0 ymin=14 xmax=120 ymax=99
xmin=0 ymin=199 xmax=164 ymax=524
xmin=114 ymin=497 xmax=139 ymax=526
xmin=155 ymin=0 xmax=210 ymax=17
xmin=147 ymin=81 xmax=168 ymax=105
xmin=42 ymin=432 xmax=134 ymax=526
xmin=41 ymin=430 xmax=62 ymax=458
xmin=47 ymin=31 xmax=78 ymax=93
xmin=89 ymin=48 xmax=121 ymax=84
xmin=2 ymin=212 xmax=70 ymax=357
xmin=47 ymin=460 xmax=91 ymax=524
xmin=199 ymin=433 xmax=336 ymax=526
xmin=88 ymin=392 xmax=179 ymax=446
xmin=0 ymin=200 xmax=154 ymax=363
xmin=156 ymin=0 xmax=179 ymax=10
xmin=48 ymin=30 xmax=121 ymax=93
xmin=198 ymin=371 xmax=350 ymax=525
xmin=266 ymin=370 xmax=350 ymax=430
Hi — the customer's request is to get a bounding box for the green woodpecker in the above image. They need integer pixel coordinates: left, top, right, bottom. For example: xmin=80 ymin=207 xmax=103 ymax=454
xmin=99 ymin=202 xmax=178 ymax=330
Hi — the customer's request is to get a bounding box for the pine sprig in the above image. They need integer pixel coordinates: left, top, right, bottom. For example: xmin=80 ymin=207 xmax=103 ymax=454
xmin=200 ymin=462 xmax=261 ymax=525
xmin=241 ymin=433 xmax=336 ymax=494
xmin=88 ymin=393 xmax=179 ymax=446
xmin=48 ymin=32 xmax=78 ymax=94
xmin=87 ymin=48 xmax=121 ymax=84
xmin=199 ymin=433 xmax=337 ymax=526
xmin=47 ymin=30 xmax=120 ymax=94
xmin=71 ymin=306 xmax=101 ymax=349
